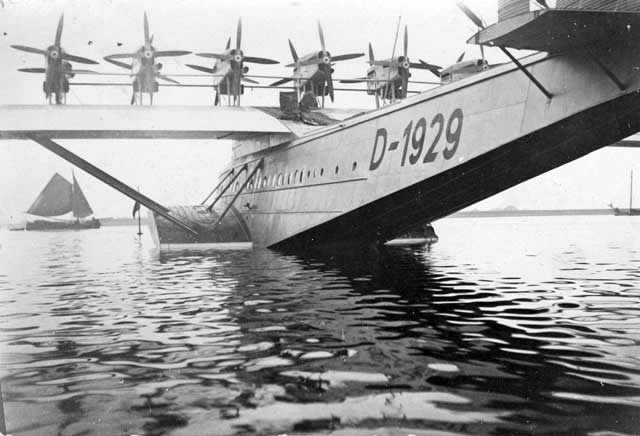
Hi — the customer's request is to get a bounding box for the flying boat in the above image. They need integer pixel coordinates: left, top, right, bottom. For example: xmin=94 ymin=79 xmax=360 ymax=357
xmin=11 ymin=14 xmax=99 ymax=104
xmin=2 ymin=1 xmax=640 ymax=251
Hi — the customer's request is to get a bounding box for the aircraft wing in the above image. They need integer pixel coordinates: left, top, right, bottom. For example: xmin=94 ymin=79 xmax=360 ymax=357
xmin=468 ymin=8 xmax=640 ymax=53
xmin=0 ymin=105 xmax=293 ymax=140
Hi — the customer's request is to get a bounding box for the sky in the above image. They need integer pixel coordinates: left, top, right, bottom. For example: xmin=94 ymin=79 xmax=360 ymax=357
xmin=0 ymin=0 xmax=638 ymax=221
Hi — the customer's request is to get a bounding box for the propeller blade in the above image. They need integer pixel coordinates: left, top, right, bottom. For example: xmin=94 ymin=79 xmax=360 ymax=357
xmin=144 ymin=12 xmax=150 ymax=44
xmin=236 ymin=18 xmax=242 ymax=50
xmin=55 ymin=14 xmax=64 ymax=46
xmin=327 ymin=70 xmax=334 ymax=102
xmin=404 ymin=26 xmax=408 ymax=59
xmin=158 ymin=74 xmax=179 ymax=84
xmin=105 ymin=53 xmax=138 ymax=59
xmin=331 ymin=53 xmax=364 ymax=62
xmin=197 ymin=52 xmax=231 ymax=60
xmin=270 ymin=77 xmax=293 ymax=86
xmin=62 ymin=52 xmax=99 ymax=64
xmin=412 ymin=61 xmax=442 ymax=70
xmin=18 ymin=67 xmax=46 ymax=73
xmin=104 ymin=57 xmax=132 ymax=69
xmin=288 ymin=39 xmax=298 ymax=62
xmin=11 ymin=45 xmax=47 ymax=55
xmin=368 ymin=43 xmax=374 ymax=62
xmin=318 ymin=22 xmax=326 ymax=52
xmin=242 ymin=77 xmax=259 ymax=84
xmin=155 ymin=50 xmax=191 ymax=57
xmin=340 ymin=77 xmax=367 ymax=84
xmin=456 ymin=1 xmax=485 ymax=29
xmin=416 ymin=60 xmax=442 ymax=77
xmin=226 ymin=37 xmax=231 ymax=50
xmin=186 ymin=64 xmax=215 ymax=74
xmin=369 ymin=60 xmax=399 ymax=67
xmin=457 ymin=52 xmax=465 ymax=63
xmin=243 ymin=55 xmax=279 ymax=65
xmin=68 ymin=69 xmax=98 ymax=74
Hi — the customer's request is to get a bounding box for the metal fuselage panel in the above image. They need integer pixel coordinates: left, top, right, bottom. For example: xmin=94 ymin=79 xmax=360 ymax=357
xmin=219 ymin=40 xmax=640 ymax=248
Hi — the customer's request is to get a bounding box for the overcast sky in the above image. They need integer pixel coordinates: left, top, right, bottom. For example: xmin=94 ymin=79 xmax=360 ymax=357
xmin=0 ymin=0 xmax=638 ymax=221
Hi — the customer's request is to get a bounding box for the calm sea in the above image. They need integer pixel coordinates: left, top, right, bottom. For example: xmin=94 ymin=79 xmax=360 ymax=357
xmin=0 ymin=216 xmax=639 ymax=436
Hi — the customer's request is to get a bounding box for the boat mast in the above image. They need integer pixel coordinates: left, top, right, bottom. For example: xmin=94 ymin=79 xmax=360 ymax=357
xmin=631 ymin=170 xmax=634 ymax=211
xmin=71 ymin=169 xmax=77 ymax=220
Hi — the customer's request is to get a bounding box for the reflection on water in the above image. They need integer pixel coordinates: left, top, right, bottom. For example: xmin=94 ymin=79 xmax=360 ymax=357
xmin=0 ymin=216 xmax=639 ymax=436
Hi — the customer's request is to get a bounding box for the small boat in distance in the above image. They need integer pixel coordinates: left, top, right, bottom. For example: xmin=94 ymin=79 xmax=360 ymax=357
xmin=609 ymin=170 xmax=640 ymax=216
xmin=26 ymin=173 xmax=101 ymax=230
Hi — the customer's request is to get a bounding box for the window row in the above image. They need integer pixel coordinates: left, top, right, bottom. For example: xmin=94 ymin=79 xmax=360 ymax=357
xmin=228 ymin=161 xmax=359 ymax=194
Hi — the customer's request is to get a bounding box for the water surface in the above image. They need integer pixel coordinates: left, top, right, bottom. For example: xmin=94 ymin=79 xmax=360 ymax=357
xmin=1 ymin=216 xmax=639 ymax=436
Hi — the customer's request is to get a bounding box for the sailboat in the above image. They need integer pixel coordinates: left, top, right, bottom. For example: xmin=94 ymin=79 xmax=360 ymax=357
xmin=25 ymin=173 xmax=101 ymax=230
xmin=610 ymin=170 xmax=640 ymax=216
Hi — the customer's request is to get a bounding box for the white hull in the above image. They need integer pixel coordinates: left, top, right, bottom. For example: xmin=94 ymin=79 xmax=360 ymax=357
xmin=214 ymin=41 xmax=640 ymax=248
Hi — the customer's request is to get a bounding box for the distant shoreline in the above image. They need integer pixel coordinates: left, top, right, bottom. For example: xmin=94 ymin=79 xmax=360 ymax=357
xmin=450 ymin=209 xmax=613 ymax=218
xmin=0 ymin=210 xmax=620 ymax=228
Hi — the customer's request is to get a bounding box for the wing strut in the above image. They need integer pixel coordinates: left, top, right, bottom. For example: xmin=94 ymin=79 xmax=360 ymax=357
xmin=585 ymin=48 xmax=626 ymax=91
xmin=498 ymin=47 xmax=552 ymax=100
xmin=201 ymin=168 xmax=235 ymax=205
xmin=213 ymin=158 xmax=264 ymax=228
xmin=207 ymin=163 xmax=249 ymax=212
xmin=27 ymin=134 xmax=198 ymax=235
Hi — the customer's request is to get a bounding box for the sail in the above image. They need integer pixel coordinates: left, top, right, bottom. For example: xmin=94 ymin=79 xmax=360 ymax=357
xmin=26 ymin=173 xmax=73 ymax=217
xmin=72 ymin=174 xmax=94 ymax=218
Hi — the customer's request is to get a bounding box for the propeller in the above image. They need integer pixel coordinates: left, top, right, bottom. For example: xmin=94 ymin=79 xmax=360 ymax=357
xmin=102 ymin=11 xmax=190 ymax=102
xmin=104 ymin=12 xmax=191 ymax=62
xmin=367 ymin=26 xmax=413 ymax=98
xmin=280 ymin=22 xmax=363 ymax=101
xmin=456 ymin=2 xmax=486 ymax=62
xmin=189 ymin=18 xmax=279 ymax=102
xmin=11 ymin=14 xmax=98 ymax=65
xmin=357 ymin=26 xmax=442 ymax=98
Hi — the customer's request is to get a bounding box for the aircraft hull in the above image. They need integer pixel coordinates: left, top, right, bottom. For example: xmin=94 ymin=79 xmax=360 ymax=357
xmin=216 ymin=40 xmax=640 ymax=250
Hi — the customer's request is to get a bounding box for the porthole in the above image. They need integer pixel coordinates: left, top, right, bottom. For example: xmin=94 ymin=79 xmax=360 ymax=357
xmin=299 ymin=170 xmax=303 ymax=183
xmin=294 ymin=170 xmax=298 ymax=184
xmin=307 ymin=170 xmax=311 ymax=179
xmin=287 ymin=173 xmax=291 ymax=185
xmin=352 ymin=162 xmax=357 ymax=171
xmin=262 ymin=176 xmax=268 ymax=188
xmin=320 ymin=168 xmax=324 ymax=176
xmin=277 ymin=173 xmax=284 ymax=186
xmin=335 ymin=165 xmax=339 ymax=174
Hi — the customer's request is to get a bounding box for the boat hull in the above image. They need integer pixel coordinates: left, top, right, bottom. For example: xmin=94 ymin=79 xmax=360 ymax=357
xmin=26 ymin=219 xmax=101 ymax=231
xmin=613 ymin=209 xmax=640 ymax=216
xmin=149 ymin=205 xmax=251 ymax=249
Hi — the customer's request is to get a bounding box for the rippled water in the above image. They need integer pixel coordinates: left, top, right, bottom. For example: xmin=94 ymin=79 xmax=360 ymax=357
xmin=1 ymin=216 xmax=639 ymax=436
